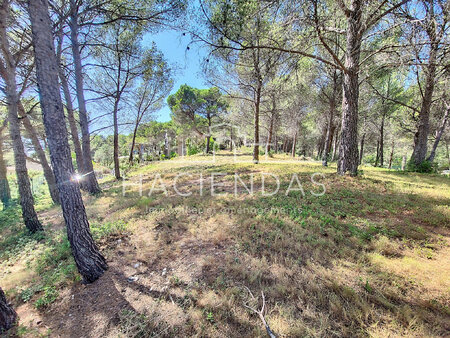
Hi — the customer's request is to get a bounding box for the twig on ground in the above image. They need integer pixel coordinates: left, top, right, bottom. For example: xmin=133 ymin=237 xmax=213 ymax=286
xmin=243 ymin=287 xmax=277 ymax=338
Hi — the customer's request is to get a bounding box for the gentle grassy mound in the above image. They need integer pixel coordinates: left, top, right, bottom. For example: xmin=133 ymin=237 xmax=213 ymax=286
xmin=1 ymin=150 xmax=449 ymax=337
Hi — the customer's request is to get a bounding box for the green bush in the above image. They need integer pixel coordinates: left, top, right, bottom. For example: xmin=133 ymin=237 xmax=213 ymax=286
xmin=187 ymin=142 xmax=201 ymax=155
xmin=407 ymin=160 xmax=437 ymax=173
xmin=20 ymin=287 xmax=35 ymax=303
xmin=91 ymin=220 xmax=128 ymax=240
xmin=35 ymin=286 xmax=59 ymax=309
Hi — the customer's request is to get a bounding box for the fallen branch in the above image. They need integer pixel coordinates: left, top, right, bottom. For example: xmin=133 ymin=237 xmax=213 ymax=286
xmin=243 ymin=287 xmax=277 ymax=338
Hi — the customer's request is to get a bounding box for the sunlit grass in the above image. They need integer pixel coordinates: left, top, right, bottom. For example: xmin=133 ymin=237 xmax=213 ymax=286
xmin=1 ymin=151 xmax=449 ymax=336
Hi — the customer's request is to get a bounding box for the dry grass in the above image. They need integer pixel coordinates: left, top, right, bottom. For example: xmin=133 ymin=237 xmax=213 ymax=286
xmin=1 ymin=150 xmax=449 ymax=337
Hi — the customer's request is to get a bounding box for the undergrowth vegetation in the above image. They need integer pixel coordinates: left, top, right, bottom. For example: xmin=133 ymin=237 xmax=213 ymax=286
xmin=1 ymin=151 xmax=449 ymax=337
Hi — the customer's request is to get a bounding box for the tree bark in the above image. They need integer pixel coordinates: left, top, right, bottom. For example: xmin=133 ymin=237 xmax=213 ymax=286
xmin=379 ymin=113 xmax=385 ymax=167
xmin=274 ymin=134 xmax=278 ymax=153
xmin=28 ymin=0 xmax=107 ymax=283
xmin=164 ymin=131 xmax=170 ymax=157
xmin=388 ymin=139 xmax=395 ymax=169
xmin=410 ymin=8 xmax=438 ymax=166
xmin=58 ymin=63 xmax=84 ymax=173
xmin=426 ymin=105 xmax=449 ymax=162
xmin=291 ymin=129 xmax=298 ymax=157
xmin=0 ymin=287 xmax=16 ymax=333
xmin=359 ymin=132 xmax=365 ymax=165
xmin=112 ymin=100 xmax=121 ymax=179
xmin=375 ymin=140 xmax=380 ymax=167
xmin=337 ymin=0 xmax=362 ymax=176
xmin=267 ymin=99 xmax=276 ymax=153
xmin=332 ymin=125 xmax=339 ymax=161
xmin=230 ymin=126 xmax=233 ymax=150
xmin=69 ymin=0 xmax=101 ymax=194
xmin=253 ymin=83 xmax=261 ymax=164
xmin=129 ymin=125 xmax=138 ymax=163
xmin=0 ymin=129 xmax=11 ymax=209
xmin=322 ymin=72 xmax=338 ymax=166
xmin=446 ymin=139 xmax=450 ymax=169
xmin=0 ymin=2 xmax=42 ymax=233
xmin=18 ymin=103 xmax=59 ymax=204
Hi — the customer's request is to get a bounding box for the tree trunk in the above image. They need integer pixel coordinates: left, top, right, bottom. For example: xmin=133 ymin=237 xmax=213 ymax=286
xmin=388 ymin=139 xmax=395 ymax=169
xmin=113 ymin=101 xmax=121 ymax=179
xmin=28 ymin=0 xmax=107 ymax=283
xmin=229 ymin=126 xmax=233 ymax=150
xmin=0 ymin=3 xmax=42 ymax=232
xmin=446 ymin=139 xmax=450 ymax=169
xmin=18 ymin=103 xmax=59 ymax=204
xmin=359 ymin=132 xmax=365 ymax=165
xmin=129 ymin=125 xmax=138 ymax=163
xmin=274 ymin=134 xmax=278 ymax=153
xmin=0 ymin=287 xmax=16 ymax=333
xmin=6 ymin=86 xmax=42 ymax=233
xmin=322 ymin=75 xmax=337 ymax=166
xmin=253 ymin=84 xmax=261 ymax=164
xmin=375 ymin=140 xmax=380 ymax=167
xmin=0 ymin=132 xmax=11 ymax=209
xmin=337 ymin=0 xmax=362 ymax=176
xmin=379 ymin=113 xmax=385 ymax=167
xmin=426 ymin=105 xmax=449 ymax=163
xmin=291 ymin=129 xmax=298 ymax=157
xmin=332 ymin=126 xmax=339 ymax=161
xmin=164 ymin=131 xmax=170 ymax=157
xmin=267 ymin=96 xmax=276 ymax=153
xmin=58 ymin=63 xmax=84 ymax=173
xmin=317 ymin=133 xmax=325 ymax=159
xmin=138 ymin=145 xmax=143 ymax=163
xmin=410 ymin=29 xmax=438 ymax=166
xmin=69 ymin=0 xmax=100 ymax=194
xmin=206 ymin=136 xmax=210 ymax=153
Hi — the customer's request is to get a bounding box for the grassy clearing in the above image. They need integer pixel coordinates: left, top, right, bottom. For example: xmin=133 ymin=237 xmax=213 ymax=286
xmin=1 ymin=150 xmax=449 ymax=337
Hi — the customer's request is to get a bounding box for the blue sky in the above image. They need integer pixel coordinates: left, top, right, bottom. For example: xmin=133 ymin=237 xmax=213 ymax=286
xmin=143 ymin=30 xmax=209 ymax=122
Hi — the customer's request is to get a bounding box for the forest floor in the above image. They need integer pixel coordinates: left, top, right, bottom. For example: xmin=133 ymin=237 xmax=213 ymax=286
xmin=1 ymin=150 xmax=449 ymax=337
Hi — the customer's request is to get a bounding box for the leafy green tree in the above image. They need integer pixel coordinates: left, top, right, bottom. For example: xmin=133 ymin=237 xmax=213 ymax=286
xmin=128 ymin=46 xmax=173 ymax=162
xmin=168 ymin=85 xmax=227 ymax=153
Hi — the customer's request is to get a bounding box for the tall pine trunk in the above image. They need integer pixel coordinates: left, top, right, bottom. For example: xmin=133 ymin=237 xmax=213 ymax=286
xmin=375 ymin=140 xmax=380 ymax=167
xmin=18 ymin=103 xmax=59 ymax=204
xmin=410 ymin=19 xmax=438 ymax=166
xmin=359 ymin=132 xmax=365 ymax=165
xmin=446 ymin=139 xmax=450 ymax=169
xmin=164 ymin=131 xmax=170 ymax=157
xmin=113 ymin=100 xmax=121 ymax=179
xmin=29 ymin=0 xmax=107 ymax=283
xmin=0 ymin=130 xmax=11 ymax=209
xmin=337 ymin=0 xmax=362 ymax=176
xmin=379 ymin=114 xmax=385 ymax=167
xmin=292 ymin=129 xmax=298 ymax=157
xmin=266 ymin=117 xmax=273 ymax=153
xmin=206 ymin=136 xmax=211 ymax=153
xmin=58 ymin=64 xmax=84 ymax=173
xmin=322 ymin=72 xmax=337 ymax=166
xmin=267 ymin=98 xmax=276 ymax=153
xmin=253 ymin=83 xmax=261 ymax=164
xmin=129 ymin=125 xmax=138 ymax=163
xmin=426 ymin=105 xmax=449 ymax=162
xmin=388 ymin=139 xmax=395 ymax=169
xmin=0 ymin=287 xmax=16 ymax=333
xmin=0 ymin=2 xmax=42 ymax=232
xmin=69 ymin=0 xmax=100 ymax=194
